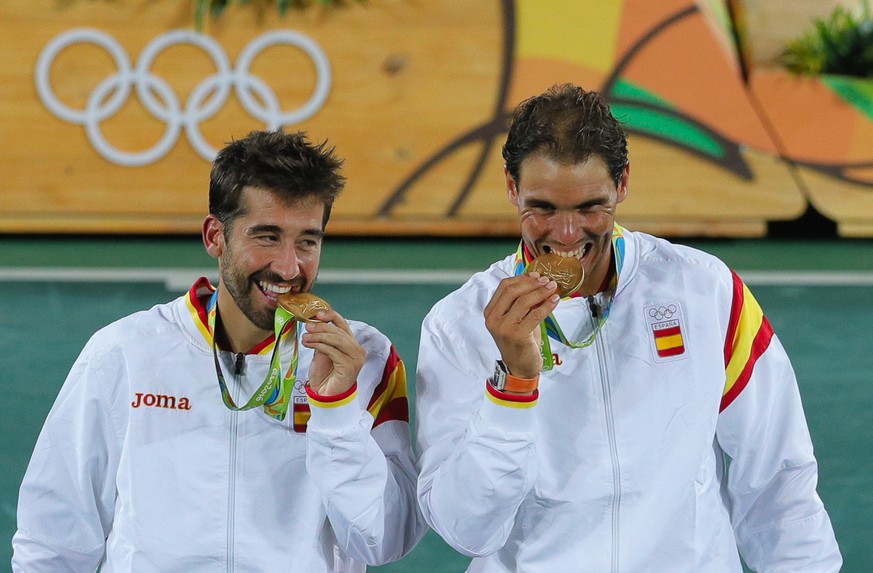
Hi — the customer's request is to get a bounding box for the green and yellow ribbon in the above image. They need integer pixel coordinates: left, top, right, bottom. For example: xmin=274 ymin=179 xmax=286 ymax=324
xmin=207 ymin=290 xmax=299 ymax=420
xmin=514 ymin=224 xmax=626 ymax=371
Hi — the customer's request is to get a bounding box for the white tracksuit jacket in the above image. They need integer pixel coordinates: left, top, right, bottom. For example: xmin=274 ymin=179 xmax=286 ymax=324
xmin=415 ymin=229 xmax=841 ymax=572
xmin=14 ymin=278 xmax=425 ymax=573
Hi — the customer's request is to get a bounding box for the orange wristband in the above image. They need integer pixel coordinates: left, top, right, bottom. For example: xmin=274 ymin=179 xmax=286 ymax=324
xmin=501 ymin=372 xmax=539 ymax=393
xmin=489 ymin=360 xmax=539 ymax=394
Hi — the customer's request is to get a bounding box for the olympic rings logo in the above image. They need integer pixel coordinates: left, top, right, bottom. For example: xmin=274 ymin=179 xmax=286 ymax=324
xmin=648 ymin=304 xmax=678 ymax=321
xmin=35 ymin=29 xmax=332 ymax=166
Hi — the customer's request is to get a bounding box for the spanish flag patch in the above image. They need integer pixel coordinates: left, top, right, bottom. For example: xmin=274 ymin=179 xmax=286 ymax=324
xmin=645 ymin=303 xmax=688 ymax=362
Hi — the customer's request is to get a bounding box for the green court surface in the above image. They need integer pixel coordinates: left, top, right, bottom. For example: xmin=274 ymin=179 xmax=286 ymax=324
xmin=2 ymin=236 xmax=872 ymax=572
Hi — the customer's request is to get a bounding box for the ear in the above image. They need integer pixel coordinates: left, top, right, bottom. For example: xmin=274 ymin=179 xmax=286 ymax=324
xmin=616 ymin=162 xmax=630 ymax=204
xmin=202 ymin=215 xmax=225 ymax=259
xmin=504 ymin=166 xmax=520 ymax=207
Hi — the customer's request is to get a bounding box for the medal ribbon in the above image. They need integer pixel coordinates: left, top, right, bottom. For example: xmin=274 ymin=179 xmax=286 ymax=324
xmin=207 ymin=290 xmax=299 ymax=420
xmin=514 ymin=224 xmax=626 ymax=371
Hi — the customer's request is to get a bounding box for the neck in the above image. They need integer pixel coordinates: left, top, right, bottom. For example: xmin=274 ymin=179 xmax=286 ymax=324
xmin=214 ymin=289 xmax=270 ymax=354
xmin=597 ymin=252 xmax=617 ymax=294
xmin=580 ymin=247 xmax=616 ymax=298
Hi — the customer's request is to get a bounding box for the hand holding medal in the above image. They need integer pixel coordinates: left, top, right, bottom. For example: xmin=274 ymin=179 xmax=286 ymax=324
xmin=526 ymin=252 xmax=585 ymax=298
xmin=484 ymin=265 xmax=562 ymax=381
xmin=279 ymin=292 xmax=366 ymax=397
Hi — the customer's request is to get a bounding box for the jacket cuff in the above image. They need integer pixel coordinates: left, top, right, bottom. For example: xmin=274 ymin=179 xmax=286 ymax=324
xmin=478 ymin=382 xmax=537 ymax=432
xmin=305 ymin=382 xmax=362 ymax=430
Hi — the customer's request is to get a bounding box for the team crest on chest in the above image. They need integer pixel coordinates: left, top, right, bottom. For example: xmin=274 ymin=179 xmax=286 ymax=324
xmin=292 ymin=379 xmax=310 ymax=433
xmin=644 ymin=302 xmax=688 ymax=362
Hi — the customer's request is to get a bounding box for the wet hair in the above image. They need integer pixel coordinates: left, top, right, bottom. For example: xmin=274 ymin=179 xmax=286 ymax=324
xmin=502 ymin=84 xmax=628 ymax=186
xmin=209 ymin=129 xmax=345 ymax=230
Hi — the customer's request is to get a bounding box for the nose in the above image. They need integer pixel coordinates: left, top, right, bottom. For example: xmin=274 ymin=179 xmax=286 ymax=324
xmin=270 ymin=243 xmax=301 ymax=281
xmin=552 ymin=211 xmax=585 ymax=247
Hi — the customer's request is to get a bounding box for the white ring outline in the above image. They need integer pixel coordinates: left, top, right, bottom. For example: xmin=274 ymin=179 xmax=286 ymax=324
xmin=235 ymin=30 xmax=332 ymax=127
xmin=35 ymin=28 xmax=332 ymax=166
xmin=85 ymin=73 xmax=183 ymax=167
xmin=35 ymin=29 xmax=133 ymax=124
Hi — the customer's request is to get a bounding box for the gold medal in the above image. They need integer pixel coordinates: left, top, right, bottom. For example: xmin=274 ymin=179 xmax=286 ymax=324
xmin=527 ymin=252 xmax=585 ymax=297
xmin=277 ymin=292 xmax=332 ymax=322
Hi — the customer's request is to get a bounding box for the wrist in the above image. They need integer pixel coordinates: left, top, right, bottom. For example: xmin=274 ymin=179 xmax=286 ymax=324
xmin=305 ymin=381 xmax=357 ymax=402
xmin=489 ymin=360 xmax=539 ymax=394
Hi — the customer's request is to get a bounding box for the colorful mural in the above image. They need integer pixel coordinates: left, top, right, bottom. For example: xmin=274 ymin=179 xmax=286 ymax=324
xmin=1 ymin=0 xmax=870 ymax=236
xmin=748 ymin=75 xmax=873 ymax=236
xmin=381 ymin=0 xmax=806 ymax=236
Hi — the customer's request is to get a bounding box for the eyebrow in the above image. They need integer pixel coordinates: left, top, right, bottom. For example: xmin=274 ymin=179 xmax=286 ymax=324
xmin=525 ymin=197 xmax=607 ymax=209
xmin=245 ymin=224 xmax=325 ymax=238
xmin=524 ymin=199 xmax=555 ymax=209
xmin=304 ymin=228 xmax=326 ymax=239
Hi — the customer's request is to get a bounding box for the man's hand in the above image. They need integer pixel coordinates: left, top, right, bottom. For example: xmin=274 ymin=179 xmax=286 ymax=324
xmin=302 ymin=309 xmax=366 ymax=396
xmin=484 ymin=273 xmax=559 ymax=378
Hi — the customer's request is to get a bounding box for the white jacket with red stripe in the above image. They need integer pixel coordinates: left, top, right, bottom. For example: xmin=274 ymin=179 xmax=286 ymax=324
xmin=14 ymin=278 xmax=425 ymax=573
xmin=415 ymin=229 xmax=841 ymax=572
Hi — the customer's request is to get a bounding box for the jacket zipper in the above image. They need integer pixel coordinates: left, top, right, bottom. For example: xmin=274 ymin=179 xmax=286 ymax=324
xmin=591 ymin=297 xmax=621 ymax=573
xmin=227 ymin=409 xmax=238 ymax=572
xmin=226 ymin=356 xmax=242 ymax=573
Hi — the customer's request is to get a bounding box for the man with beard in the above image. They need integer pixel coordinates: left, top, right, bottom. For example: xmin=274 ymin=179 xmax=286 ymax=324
xmin=13 ymin=130 xmax=426 ymax=572
xmin=414 ymin=84 xmax=841 ymax=572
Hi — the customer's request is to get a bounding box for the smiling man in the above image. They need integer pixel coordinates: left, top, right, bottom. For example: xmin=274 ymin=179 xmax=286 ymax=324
xmin=13 ymin=130 xmax=425 ymax=572
xmin=414 ymin=84 xmax=841 ymax=572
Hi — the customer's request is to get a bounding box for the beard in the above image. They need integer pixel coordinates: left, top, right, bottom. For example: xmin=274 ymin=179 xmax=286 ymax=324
xmin=218 ymin=249 xmax=307 ymax=332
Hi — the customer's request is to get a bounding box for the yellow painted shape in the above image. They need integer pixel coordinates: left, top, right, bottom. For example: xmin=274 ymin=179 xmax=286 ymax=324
xmin=515 ymin=0 xmax=623 ymax=72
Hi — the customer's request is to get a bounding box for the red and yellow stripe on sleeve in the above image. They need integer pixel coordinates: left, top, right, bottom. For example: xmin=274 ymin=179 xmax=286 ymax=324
xmin=366 ymin=345 xmax=410 ymax=427
xmin=485 ymin=383 xmax=538 ymax=408
xmin=721 ymin=271 xmax=775 ymax=412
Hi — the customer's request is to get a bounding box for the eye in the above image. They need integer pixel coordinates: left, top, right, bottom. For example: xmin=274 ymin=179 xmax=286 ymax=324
xmin=528 ymin=202 xmax=555 ymax=214
xmin=298 ymin=237 xmax=321 ymax=251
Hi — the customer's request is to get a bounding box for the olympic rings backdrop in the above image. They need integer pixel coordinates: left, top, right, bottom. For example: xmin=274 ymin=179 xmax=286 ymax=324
xmin=35 ymin=29 xmax=332 ymax=167
xmin=3 ymin=0 xmax=873 ymax=237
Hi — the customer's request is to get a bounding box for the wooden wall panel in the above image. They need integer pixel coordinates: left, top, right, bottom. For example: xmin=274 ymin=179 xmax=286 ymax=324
xmin=2 ymin=0 xmax=870 ymax=236
xmin=737 ymin=0 xmax=873 ymax=237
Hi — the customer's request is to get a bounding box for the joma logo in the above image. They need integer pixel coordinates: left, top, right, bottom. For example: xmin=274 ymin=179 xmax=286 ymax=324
xmin=131 ymin=392 xmax=191 ymax=410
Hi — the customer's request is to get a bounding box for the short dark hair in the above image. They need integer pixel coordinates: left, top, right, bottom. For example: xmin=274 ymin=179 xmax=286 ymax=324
xmin=502 ymin=84 xmax=628 ymax=186
xmin=209 ymin=129 xmax=346 ymax=230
